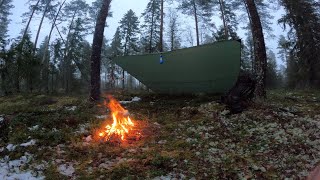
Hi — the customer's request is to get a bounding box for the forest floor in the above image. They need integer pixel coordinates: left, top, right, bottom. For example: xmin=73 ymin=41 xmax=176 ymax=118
xmin=0 ymin=90 xmax=320 ymax=179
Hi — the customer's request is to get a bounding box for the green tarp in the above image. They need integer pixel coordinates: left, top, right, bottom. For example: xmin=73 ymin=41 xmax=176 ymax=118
xmin=113 ymin=40 xmax=241 ymax=94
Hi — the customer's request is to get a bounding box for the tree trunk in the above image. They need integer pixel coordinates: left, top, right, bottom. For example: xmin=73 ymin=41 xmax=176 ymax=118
xmin=42 ymin=0 xmax=66 ymax=93
xmin=51 ymin=71 xmax=54 ymax=93
xmin=192 ymin=0 xmax=200 ymax=46
xmin=124 ymin=36 xmax=128 ymax=55
xmin=245 ymin=0 xmax=267 ymax=99
xmin=170 ymin=29 xmax=174 ymax=51
xmin=243 ymin=0 xmax=255 ymax=73
xmin=149 ymin=1 xmax=155 ymax=53
xmin=22 ymin=0 xmax=41 ymax=42
xmin=34 ymin=0 xmax=51 ymax=54
xmin=122 ymin=69 xmax=125 ymax=89
xmin=218 ymin=0 xmax=228 ymax=39
xmin=159 ymin=0 xmax=164 ymax=52
xmin=90 ymin=0 xmax=112 ymax=101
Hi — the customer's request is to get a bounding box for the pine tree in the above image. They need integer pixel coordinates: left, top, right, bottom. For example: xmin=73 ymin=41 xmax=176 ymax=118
xmin=61 ymin=0 xmax=90 ymax=93
xmin=109 ymin=28 xmax=123 ymax=57
xmin=277 ymin=34 xmax=294 ymax=87
xmin=0 ymin=0 xmax=14 ymax=47
xmin=14 ymin=33 xmax=40 ymax=92
xmin=118 ymin=9 xmax=140 ymax=55
xmin=107 ymin=29 xmax=122 ymax=88
xmin=37 ymin=36 xmax=51 ymax=91
xmin=41 ymin=0 xmax=66 ymax=92
xmin=279 ymin=0 xmax=320 ymax=88
xmin=266 ymin=50 xmax=278 ymax=88
xmin=166 ymin=8 xmax=181 ymax=51
xmin=241 ymin=43 xmax=252 ymax=72
xmin=140 ymin=0 xmax=161 ymax=53
xmin=177 ymin=0 xmax=213 ymax=46
xmin=213 ymin=0 xmax=238 ymax=40
xmin=33 ymin=0 xmax=59 ymax=53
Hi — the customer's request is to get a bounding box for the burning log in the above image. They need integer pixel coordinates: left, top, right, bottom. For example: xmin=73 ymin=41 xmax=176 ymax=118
xmin=96 ymin=96 xmax=142 ymax=144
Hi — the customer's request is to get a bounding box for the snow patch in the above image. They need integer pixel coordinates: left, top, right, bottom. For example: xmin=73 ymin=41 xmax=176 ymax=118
xmin=58 ymin=164 xmax=75 ymax=177
xmin=120 ymin=97 xmax=141 ymax=104
xmin=28 ymin=125 xmax=39 ymax=131
xmin=65 ymin=106 xmax=77 ymax=111
xmin=132 ymin=96 xmax=141 ymax=102
xmin=20 ymin=140 xmax=36 ymax=147
xmin=6 ymin=144 xmax=17 ymax=151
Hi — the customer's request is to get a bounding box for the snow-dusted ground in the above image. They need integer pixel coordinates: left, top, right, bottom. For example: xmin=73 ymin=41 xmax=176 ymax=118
xmin=58 ymin=163 xmax=75 ymax=177
xmin=0 ymin=140 xmax=44 ymax=180
xmin=0 ymin=153 xmax=44 ymax=180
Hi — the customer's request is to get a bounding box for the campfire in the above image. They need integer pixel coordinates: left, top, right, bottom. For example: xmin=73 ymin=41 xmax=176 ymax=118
xmin=97 ymin=96 xmax=141 ymax=143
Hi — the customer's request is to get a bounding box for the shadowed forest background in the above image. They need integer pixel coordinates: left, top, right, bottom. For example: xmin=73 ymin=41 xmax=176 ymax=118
xmin=0 ymin=0 xmax=319 ymax=96
xmin=1 ymin=0 xmax=320 ymax=179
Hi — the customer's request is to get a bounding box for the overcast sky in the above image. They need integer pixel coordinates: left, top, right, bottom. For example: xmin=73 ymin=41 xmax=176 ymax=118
xmin=7 ymin=0 xmax=286 ymax=65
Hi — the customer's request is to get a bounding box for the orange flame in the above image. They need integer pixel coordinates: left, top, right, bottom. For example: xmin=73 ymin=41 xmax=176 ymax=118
xmin=98 ymin=96 xmax=135 ymax=141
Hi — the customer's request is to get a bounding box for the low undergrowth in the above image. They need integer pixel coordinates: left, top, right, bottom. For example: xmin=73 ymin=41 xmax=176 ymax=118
xmin=0 ymin=90 xmax=319 ymax=179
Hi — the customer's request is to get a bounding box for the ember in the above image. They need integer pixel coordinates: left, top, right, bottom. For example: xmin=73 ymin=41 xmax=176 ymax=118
xmin=97 ymin=96 xmax=141 ymax=143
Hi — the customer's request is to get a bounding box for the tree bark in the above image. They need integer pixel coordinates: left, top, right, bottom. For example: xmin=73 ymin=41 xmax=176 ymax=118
xmin=90 ymin=0 xmax=111 ymax=101
xmin=159 ymin=0 xmax=164 ymax=52
xmin=245 ymin=0 xmax=267 ymax=99
xmin=192 ymin=0 xmax=200 ymax=46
